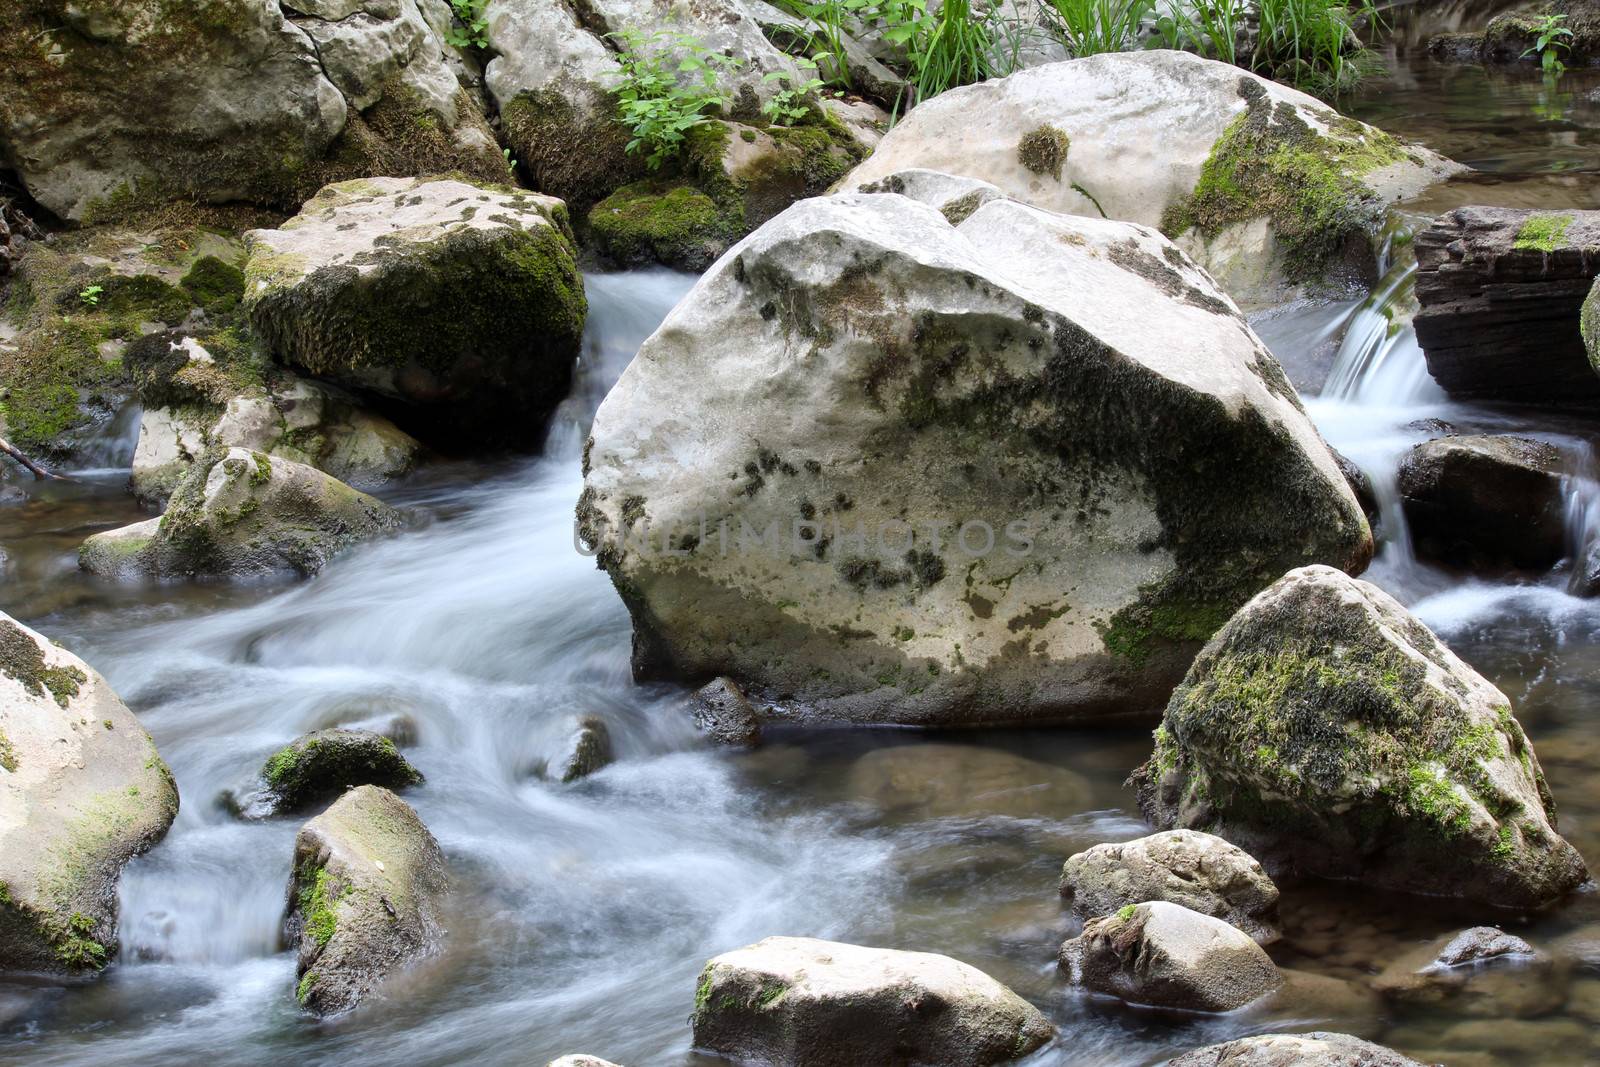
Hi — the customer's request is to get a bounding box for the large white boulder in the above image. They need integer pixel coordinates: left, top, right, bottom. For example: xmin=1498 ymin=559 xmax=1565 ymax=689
xmin=243 ymin=176 xmax=586 ymax=448
xmin=841 ymin=50 xmax=1460 ymax=309
xmin=1135 ymin=565 xmax=1589 ymax=909
xmin=0 ymin=0 xmax=501 ymax=220
xmin=0 ymin=613 xmax=178 ymax=975
xmin=691 ymin=936 xmax=1054 ymax=1065
xmin=579 ymin=187 xmax=1371 ymax=726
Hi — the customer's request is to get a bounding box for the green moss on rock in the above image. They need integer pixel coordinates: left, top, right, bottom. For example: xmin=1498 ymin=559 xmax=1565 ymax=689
xmin=180 ymin=255 xmax=246 ymax=313
xmin=1018 ymin=125 xmax=1071 ymax=180
xmin=260 ymin=729 xmax=423 ymax=813
xmin=587 ymin=180 xmax=742 ymax=271
xmin=1513 ymin=213 xmax=1573 ymax=253
xmin=0 ymin=620 xmax=86 ymax=707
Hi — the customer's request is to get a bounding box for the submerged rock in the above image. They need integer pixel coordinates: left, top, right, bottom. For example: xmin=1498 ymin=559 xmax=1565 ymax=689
xmin=256 ymin=729 xmax=423 ymax=816
xmin=243 ymin=177 xmax=586 ymax=449
xmin=1134 ymin=565 xmax=1588 ymax=910
xmin=542 ymin=716 xmax=613 ymax=783
xmin=579 ymin=187 xmax=1371 ymax=727
xmin=691 ymin=936 xmax=1054 ymax=1066
xmin=842 ymin=51 xmax=1457 ymax=310
xmin=1415 ymin=206 xmax=1600 ymax=410
xmin=1060 ymin=830 xmax=1279 ymax=944
xmin=0 ymin=0 xmax=502 ymax=221
xmin=286 ymin=785 xmax=448 ymax=1017
xmin=1059 ymin=900 xmax=1281 ymax=1012
xmin=689 ymin=678 xmax=763 ymax=747
xmin=0 ymin=613 xmax=179 ymax=975
xmin=847 ymin=743 xmax=1090 ymax=822
xmin=1164 ymin=1031 xmax=1427 ymax=1066
xmin=80 ymin=447 xmax=404 ymax=581
xmin=1373 ymin=926 xmax=1562 ymax=1018
xmin=1399 ymin=435 xmax=1568 ymax=573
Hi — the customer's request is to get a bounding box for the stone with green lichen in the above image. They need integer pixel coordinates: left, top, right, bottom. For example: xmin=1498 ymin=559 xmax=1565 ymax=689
xmin=80 ymin=446 xmax=404 ymax=581
xmin=0 ymin=611 xmax=178 ymax=975
xmin=587 ymin=180 xmax=740 ymax=271
xmin=286 ymin=785 xmax=447 ymax=1017
xmin=243 ymin=176 xmax=586 ymax=450
xmin=255 ymin=728 xmax=423 ymax=815
xmin=580 ymin=189 xmax=1371 ymax=727
xmin=692 ymin=936 xmax=1053 ymax=1065
xmin=1133 ymin=565 xmax=1588 ymax=909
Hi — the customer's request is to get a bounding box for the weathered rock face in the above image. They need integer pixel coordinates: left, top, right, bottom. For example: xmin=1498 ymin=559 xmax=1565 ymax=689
xmin=286 ymin=784 xmax=448 ymax=1016
xmin=841 ymin=51 xmax=1458 ymax=310
xmin=1164 ymin=1031 xmax=1428 ymax=1067
xmin=129 ymin=336 xmax=421 ymax=508
xmin=1135 ymin=565 xmax=1589 ymax=910
xmin=0 ymin=613 xmax=178 ymax=975
xmin=1414 ymin=206 xmax=1600 ymax=409
xmin=243 ymin=177 xmax=586 ymax=449
xmin=81 ymin=447 xmax=404 ymax=581
xmin=1060 ymin=830 xmax=1280 ymax=943
xmin=1398 ymin=435 xmax=1568 ymax=572
xmin=691 ymin=936 xmax=1054 ymax=1066
xmin=0 ymin=0 xmax=502 ymax=221
xmin=689 ymin=678 xmax=764 ymax=747
xmin=579 ymin=189 xmax=1371 ymax=727
xmin=1059 ymin=900 xmax=1282 ymax=1012
xmin=255 ymin=729 xmax=423 ymax=816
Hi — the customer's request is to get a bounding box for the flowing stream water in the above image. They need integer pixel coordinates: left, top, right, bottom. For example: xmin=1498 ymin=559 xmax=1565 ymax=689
xmin=7 ymin=16 xmax=1600 ymax=1066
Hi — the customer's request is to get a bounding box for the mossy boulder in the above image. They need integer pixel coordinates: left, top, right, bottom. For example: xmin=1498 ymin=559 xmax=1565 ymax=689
xmin=691 ymin=936 xmax=1054 ymax=1066
xmin=1133 ymin=565 xmax=1589 ymax=910
xmin=80 ymin=446 xmax=405 ymax=581
xmin=1059 ymin=900 xmax=1282 ymax=1011
xmin=1398 ymin=435 xmax=1568 ymax=573
xmin=841 ymin=51 xmax=1459 ymax=311
xmin=243 ymin=176 xmax=586 ymax=449
xmin=256 ymin=729 xmax=423 ymax=816
xmin=0 ymin=0 xmax=499 ymax=221
xmin=285 ymin=784 xmax=448 ymax=1017
xmin=579 ymin=189 xmax=1371 ymax=727
xmin=1060 ymin=829 xmax=1280 ymax=944
xmin=0 ymin=612 xmax=179 ymax=975
xmin=539 ymin=716 xmax=613 ymax=784
xmin=587 ymin=180 xmax=742 ymax=272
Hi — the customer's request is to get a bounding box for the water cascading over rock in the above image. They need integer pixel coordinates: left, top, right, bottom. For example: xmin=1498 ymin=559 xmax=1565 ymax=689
xmin=579 ymin=186 xmax=1372 ymax=727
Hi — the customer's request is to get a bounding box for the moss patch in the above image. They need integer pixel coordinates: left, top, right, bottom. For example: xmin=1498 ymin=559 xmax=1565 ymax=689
xmin=1160 ymin=79 xmax=1409 ymax=285
xmin=297 ymin=866 xmax=342 ymax=949
xmin=587 ymin=179 xmax=741 ymax=271
xmin=1018 ymin=125 xmax=1071 ymax=181
xmin=261 ymin=730 xmax=423 ymax=812
xmin=0 ymin=621 xmax=86 ymax=707
xmin=1513 ymin=213 xmax=1573 ymax=253
xmin=0 ymin=729 xmax=16 ymax=772
xmin=180 ymin=255 xmax=246 ymax=313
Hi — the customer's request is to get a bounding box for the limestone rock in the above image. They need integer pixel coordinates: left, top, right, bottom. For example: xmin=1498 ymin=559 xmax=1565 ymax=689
xmin=80 ymin=447 xmax=405 ymax=581
xmin=691 ymin=935 xmax=1054 ymax=1066
xmin=1134 ymin=565 xmax=1589 ymax=909
xmin=0 ymin=613 xmax=178 ymax=975
xmin=243 ymin=177 xmax=585 ymax=449
xmin=286 ymin=785 xmax=448 ymax=1016
xmin=1164 ymin=1031 xmax=1428 ymax=1066
xmin=1060 ymin=829 xmax=1280 ymax=943
xmin=579 ymin=187 xmax=1371 ymax=726
xmin=256 ymin=729 xmax=423 ymax=816
xmin=0 ymin=0 xmax=501 ymax=220
xmin=1058 ymin=900 xmax=1282 ymax=1012
xmin=1415 ymin=206 xmax=1600 ymax=409
xmin=841 ymin=51 xmax=1458 ymax=310
xmin=1398 ymin=435 xmax=1567 ymax=572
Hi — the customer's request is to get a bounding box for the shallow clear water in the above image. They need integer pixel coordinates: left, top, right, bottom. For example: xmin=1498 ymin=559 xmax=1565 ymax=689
xmin=7 ymin=30 xmax=1600 ymax=1067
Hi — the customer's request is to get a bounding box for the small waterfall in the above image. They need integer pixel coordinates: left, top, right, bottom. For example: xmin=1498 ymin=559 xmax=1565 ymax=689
xmin=1321 ymin=230 xmax=1445 ymax=408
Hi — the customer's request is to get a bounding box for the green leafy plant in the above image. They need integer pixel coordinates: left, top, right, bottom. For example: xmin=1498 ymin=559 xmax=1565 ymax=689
xmin=1151 ymin=0 xmax=1381 ymax=98
xmin=1522 ymin=13 xmax=1573 ymax=76
xmin=78 ymin=284 xmax=102 ymax=307
xmin=1045 ymin=0 xmax=1154 ymax=57
xmin=777 ymin=0 xmax=879 ymax=91
xmin=445 ymin=0 xmax=489 ymax=50
xmin=762 ymin=55 xmax=830 ymax=126
xmin=610 ymin=30 xmax=743 ymax=170
xmin=503 ymin=147 xmax=517 ymax=174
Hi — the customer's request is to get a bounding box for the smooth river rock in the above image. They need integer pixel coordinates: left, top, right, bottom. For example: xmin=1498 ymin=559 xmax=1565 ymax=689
xmin=81 ymin=447 xmax=404 ymax=581
xmin=256 ymin=729 xmax=424 ymax=816
xmin=1414 ymin=206 xmax=1600 ymax=409
xmin=1060 ymin=829 xmax=1280 ymax=943
xmin=578 ymin=187 xmax=1371 ymax=727
xmin=1398 ymin=434 xmax=1568 ymax=572
xmin=243 ymin=176 xmax=586 ymax=449
xmin=0 ymin=613 xmax=178 ymax=975
xmin=286 ymin=784 xmax=448 ymax=1016
xmin=841 ymin=50 xmax=1458 ymax=310
xmin=1059 ymin=900 xmax=1282 ymax=1012
xmin=1135 ymin=565 xmax=1589 ymax=909
xmin=691 ymin=936 xmax=1054 ymax=1066
xmin=1164 ymin=1031 xmax=1428 ymax=1066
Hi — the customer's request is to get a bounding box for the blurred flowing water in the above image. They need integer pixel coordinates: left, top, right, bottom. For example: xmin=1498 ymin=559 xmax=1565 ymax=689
xmin=6 ymin=28 xmax=1600 ymax=1064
